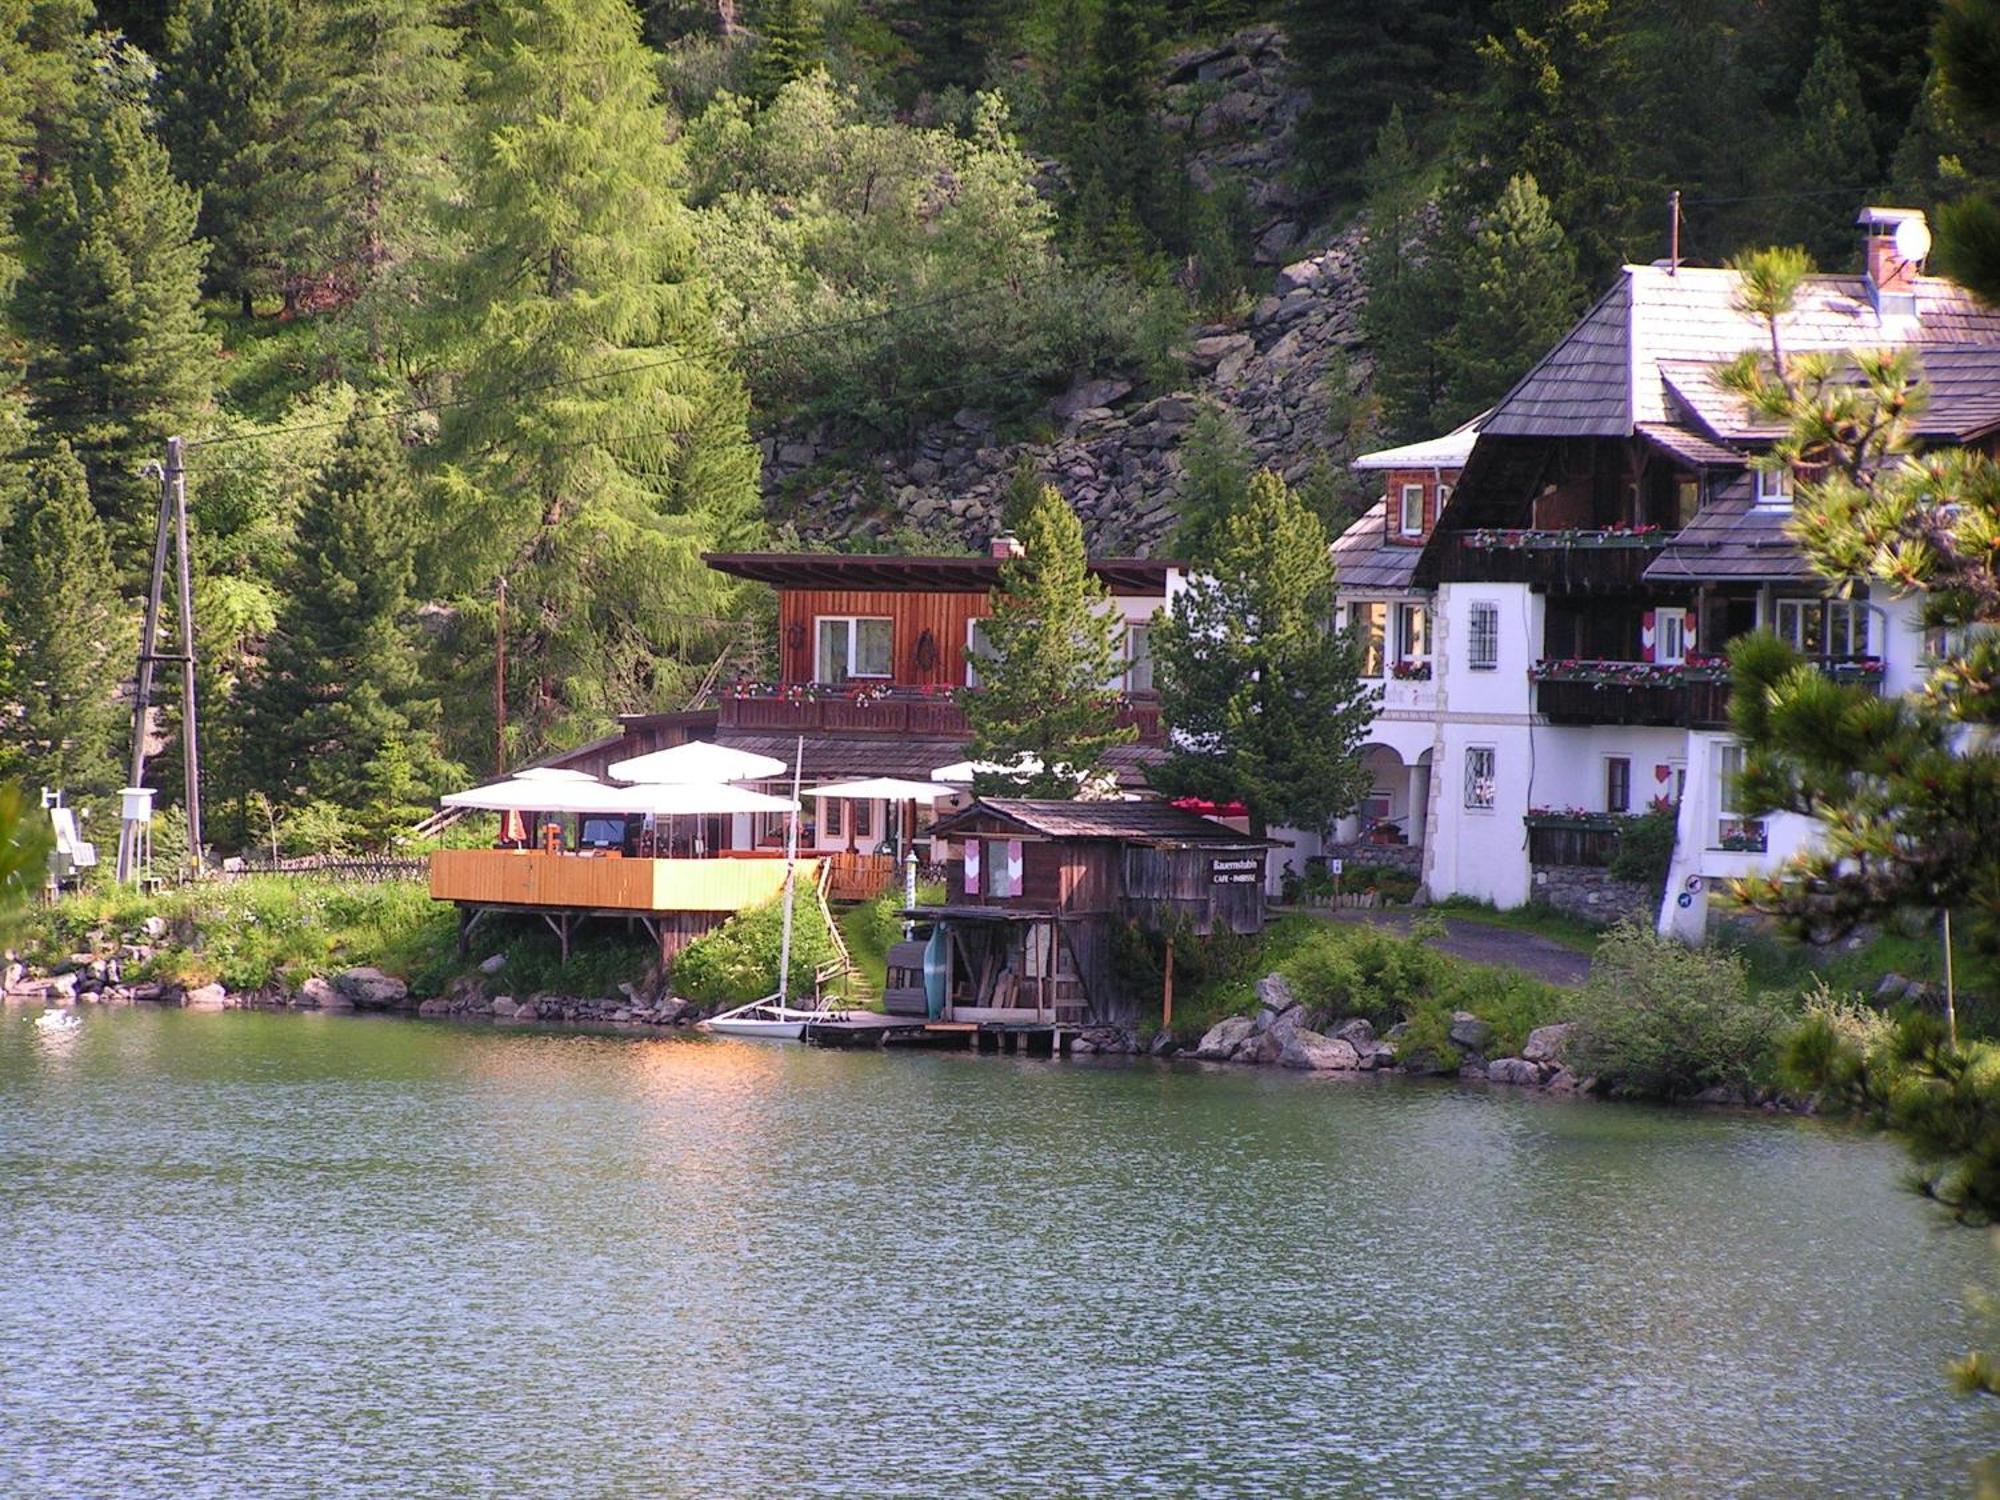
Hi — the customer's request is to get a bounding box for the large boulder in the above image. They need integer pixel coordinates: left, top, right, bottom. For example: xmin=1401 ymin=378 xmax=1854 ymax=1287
xmin=1279 ymin=1031 xmax=1362 ymax=1071
xmin=296 ymin=976 xmax=350 ymax=1010
xmin=478 ymin=952 xmax=509 ymax=976
xmin=184 ymin=982 xmax=228 ymax=1010
xmin=1237 ymin=1027 xmax=1287 ymax=1066
xmin=1447 ymin=1012 xmax=1493 ymax=1052
xmin=1194 ymin=1014 xmax=1257 ymax=1060
xmin=1486 ymin=1057 xmax=1541 ymax=1086
xmin=1254 ymin=973 xmax=1301 ymax=1028
xmin=1330 ymin=1017 xmax=1375 ymax=1048
xmin=1522 ymin=1023 xmax=1576 ymax=1064
xmin=332 ymin=966 xmax=408 ymax=1010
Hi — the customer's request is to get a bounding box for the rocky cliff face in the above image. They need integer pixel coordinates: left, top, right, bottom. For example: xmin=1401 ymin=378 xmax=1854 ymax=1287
xmin=758 ymin=26 xmax=1375 ymax=557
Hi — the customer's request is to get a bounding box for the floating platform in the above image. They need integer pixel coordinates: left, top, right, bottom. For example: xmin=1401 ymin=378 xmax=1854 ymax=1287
xmin=802 ymin=1013 xmax=1074 ymax=1055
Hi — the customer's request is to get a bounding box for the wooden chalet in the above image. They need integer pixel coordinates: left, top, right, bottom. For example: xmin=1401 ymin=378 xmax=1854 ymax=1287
xmin=910 ymin=798 xmax=1273 ymax=1028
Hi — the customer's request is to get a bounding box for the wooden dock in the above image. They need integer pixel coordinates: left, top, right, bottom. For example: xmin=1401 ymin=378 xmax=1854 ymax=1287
xmin=802 ymin=1013 xmax=1073 ymax=1054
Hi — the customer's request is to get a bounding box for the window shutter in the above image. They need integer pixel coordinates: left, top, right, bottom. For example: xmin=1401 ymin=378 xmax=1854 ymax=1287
xmin=1640 ymin=610 xmax=1656 ymax=663
xmin=1006 ymin=840 xmax=1024 ymax=897
xmin=964 ymin=839 xmax=980 ymax=894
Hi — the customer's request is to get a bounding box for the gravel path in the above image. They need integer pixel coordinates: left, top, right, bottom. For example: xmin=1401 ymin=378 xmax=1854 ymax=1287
xmin=1318 ymin=909 xmax=1595 ymax=988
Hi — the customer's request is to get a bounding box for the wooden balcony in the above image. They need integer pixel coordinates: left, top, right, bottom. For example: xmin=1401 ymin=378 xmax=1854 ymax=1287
xmin=428 ymin=848 xmax=812 ymax=914
xmin=1532 ymin=658 xmax=1881 ymax=729
xmin=1439 ymin=529 xmax=1671 ymax=593
xmin=717 ymin=686 xmax=1165 ymax=743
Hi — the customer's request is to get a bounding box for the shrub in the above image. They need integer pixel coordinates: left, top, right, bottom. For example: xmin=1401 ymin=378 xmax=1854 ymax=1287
xmin=671 ymin=893 xmax=838 ymax=1005
xmin=1569 ymin=921 xmax=1792 ymax=1098
xmin=1609 ymin=802 xmax=1678 ymax=893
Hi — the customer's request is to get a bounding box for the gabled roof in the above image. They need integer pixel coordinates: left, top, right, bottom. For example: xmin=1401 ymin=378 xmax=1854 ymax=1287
xmin=705 ymin=552 xmax=1179 ymax=596
xmin=1480 ymin=264 xmax=2000 ymax=442
xmin=1330 ymin=500 xmax=1422 ymax=591
xmin=930 ymin=797 xmax=1272 ymax=847
xmin=1642 ymin=474 xmax=1820 ymax=583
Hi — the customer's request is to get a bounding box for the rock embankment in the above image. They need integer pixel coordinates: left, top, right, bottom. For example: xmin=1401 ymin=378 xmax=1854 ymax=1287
xmin=760 ymin=24 xmax=1369 ymax=557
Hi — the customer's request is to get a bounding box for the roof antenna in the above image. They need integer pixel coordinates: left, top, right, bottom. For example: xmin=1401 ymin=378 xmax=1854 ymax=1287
xmin=1668 ymin=189 xmax=1681 ymax=275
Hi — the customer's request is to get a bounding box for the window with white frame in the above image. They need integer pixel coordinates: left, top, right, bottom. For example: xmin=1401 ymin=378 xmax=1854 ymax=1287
xmin=1464 ymin=746 xmax=1497 ymax=810
xmin=964 ymin=618 xmax=996 ymax=687
xmin=1714 ymin=743 xmax=1751 ymax=846
xmin=1396 ymin=601 xmax=1429 ymax=663
xmin=1399 ymin=482 xmax=1425 ymax=537
xmin=1754 ymin=466 xmax=1793 ymax=507
xmin=1655 ymin=610 xmax=1686 ymax=664
xmin=816 ymin=616 xmax=893 ymax=682
xmin=1773 ymin=598 xmax=1869 ymax=659
xmin=1348 ymin=601 xmax=1387 ymax=677
xmin=1124 ymin=622 xmax=1154 ymax=694
xmin=1468 ymin=601 xmax=1500 ymax=671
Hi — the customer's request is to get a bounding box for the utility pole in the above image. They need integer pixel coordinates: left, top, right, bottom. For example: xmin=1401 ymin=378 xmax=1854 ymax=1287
xmin=117 ymin=436 xmax=202 ymax=883
xmin=494 ymin=575 xmax=508 ymax=776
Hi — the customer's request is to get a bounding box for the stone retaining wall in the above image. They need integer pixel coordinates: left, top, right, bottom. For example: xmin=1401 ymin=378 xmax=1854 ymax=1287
xmin=1321 ymin=842 xmax=1423 ymax=879
xmin=1529 ymin=865 xmax=1655 ymax=927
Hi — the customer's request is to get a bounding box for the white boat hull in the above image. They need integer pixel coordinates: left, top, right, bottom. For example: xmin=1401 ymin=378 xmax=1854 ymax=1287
xmin=702 ymin=1017 xmax=808 ymax=1041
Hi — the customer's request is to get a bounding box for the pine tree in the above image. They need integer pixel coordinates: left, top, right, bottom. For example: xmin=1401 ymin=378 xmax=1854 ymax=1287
xmin=13 ymin=96 xmax=213 ymax=570
xmin=1170 ymin=402 xmax=1254 ymax=563
xmin=1775 ymin=37 xmax=1879 ymax=267
xmin=749 ymin=0 xmax=820 ymax=104
xmin=1153 ymin=471 xmax=1377 ymax=837
xmin=158 ymin=0 xmax=313 ymax=314
xmin=0 ymin=442 xmax=129 ymax=799
xmin=1360 ymin=110 xmax=1463 ymax=441
xmin=1936 ymin=0 xmax=2000 ymax=304
xmin=292 ymin=0 xmax=463 ymax=355
xmin=1287 ymin=0 xmax=1485 ymax=201
xmin=1443 ymin=173 xmax=1582 ymax=421
xmin=1467 ymin=0 xmax=1639 ymax=286
xmin=961 ymin=484 xmax=1134 ymax=797
xmin=431 ymin=0 xmax=762 ymax=761
xmin=900 ymin=0 xmax=1022 ymax=97
xmin=244 ymin=412 xmax=453 ymax=837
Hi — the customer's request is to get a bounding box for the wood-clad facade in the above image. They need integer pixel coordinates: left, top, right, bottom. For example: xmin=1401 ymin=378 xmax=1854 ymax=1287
xmin=775 ymin=586 xmax=991 ymax=689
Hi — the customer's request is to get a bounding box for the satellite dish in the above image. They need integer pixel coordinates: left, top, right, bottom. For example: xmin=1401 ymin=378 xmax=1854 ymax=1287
xmin=1894 ymin=216 xmax=1932 ymax=264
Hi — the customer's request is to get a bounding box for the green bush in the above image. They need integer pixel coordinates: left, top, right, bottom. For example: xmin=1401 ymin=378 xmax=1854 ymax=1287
xmin=1568 ymin=921 xmax=1793 ymax=1098
xmin=671 ymin=893 xmax=838 ymax=1005
xmin=1609 ymin=802 xmax=1678 ymax=893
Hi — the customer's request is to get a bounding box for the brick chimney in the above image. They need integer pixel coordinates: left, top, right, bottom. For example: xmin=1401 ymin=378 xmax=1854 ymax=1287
xmin=989 ymin=532 xmax=1024 ymax=559
xmin=1857 ymin=206 xmax=1929 ymax=317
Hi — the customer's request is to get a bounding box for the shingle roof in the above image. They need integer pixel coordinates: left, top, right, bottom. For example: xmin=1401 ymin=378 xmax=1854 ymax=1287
xmin=1634 ymin=421 xmax=1743 ymax=468
xmin=714 ymin=733 xmax=1165 ymax=786
xmin=1331 ymin=501 xmax=1423 ymax=591
xmin=931 ymin=798 xmax=1271 ymax=846
xmin=1352 ymin=413 xmax=1485 ymax=470
xmin=1642 ymin=475 xmax=1820 ymax=583
xmin=1480 ymin=264 xmax=2000 ymax=441
xmin=1664 ymin=347 xmax=2000 ymax=443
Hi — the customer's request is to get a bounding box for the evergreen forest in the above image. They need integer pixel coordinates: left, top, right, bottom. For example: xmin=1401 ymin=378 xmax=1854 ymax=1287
xmin=0 ymin=0 xmax=1993 ymax=852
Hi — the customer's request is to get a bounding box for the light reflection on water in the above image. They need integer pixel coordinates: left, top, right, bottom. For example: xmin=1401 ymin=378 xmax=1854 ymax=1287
xmin=0 ymin=1007 xmax=1992 ymax=1498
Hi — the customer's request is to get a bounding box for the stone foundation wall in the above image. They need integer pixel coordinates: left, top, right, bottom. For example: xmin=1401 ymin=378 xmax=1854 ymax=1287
xmin=1321 ymin=842 xmax=1424 ymax=878
xmin=1530 ymin=865 xmax=1655 ymax=927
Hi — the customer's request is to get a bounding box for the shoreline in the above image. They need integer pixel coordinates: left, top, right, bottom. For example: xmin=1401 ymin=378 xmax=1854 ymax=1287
xmin=2 ymin=968 xmax=1809 ymax=1116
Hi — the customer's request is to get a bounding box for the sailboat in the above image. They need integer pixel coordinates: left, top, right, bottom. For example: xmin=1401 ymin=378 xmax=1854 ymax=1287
xmin=700 ymin=740 xmax=835 ymax=1042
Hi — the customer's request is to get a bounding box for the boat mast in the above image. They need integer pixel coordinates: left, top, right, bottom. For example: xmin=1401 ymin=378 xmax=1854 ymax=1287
xmin=776 ymin=736 xmax=802 ymax=1007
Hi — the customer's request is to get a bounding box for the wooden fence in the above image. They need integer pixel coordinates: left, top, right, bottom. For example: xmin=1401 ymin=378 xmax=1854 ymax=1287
xmin=224 ymin=855 xmax=429 ymax=884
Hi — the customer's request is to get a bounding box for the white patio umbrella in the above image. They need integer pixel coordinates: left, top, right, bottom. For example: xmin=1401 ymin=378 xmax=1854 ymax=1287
xmin=930 ymin=754 xmax=1046 ymax=784
xmin=440 ymin=777 xmax=632 ymax=814
xmin=608 ymin=740 xmax=788 ymax=784
xmin=511 ymin=766 xmax=598 ymax=782
xmin=604 ymin=783 xmax=797 ymax=816
xmin=809 ymin=777 xmax=955 ymax=803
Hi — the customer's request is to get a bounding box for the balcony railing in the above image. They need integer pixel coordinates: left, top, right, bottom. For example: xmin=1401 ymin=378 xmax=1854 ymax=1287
xmin=716 ymin=682 xmax=1164 ymax=743
xmin=1530 ymin=657 xmax=1882 ymax=728
xmin=1439 ymin=527 xmax=1671 ymax=592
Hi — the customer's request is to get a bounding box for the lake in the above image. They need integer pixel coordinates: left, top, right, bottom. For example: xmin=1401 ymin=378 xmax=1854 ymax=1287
xmin=0 ymin=1007 xmax=1992 ymax=1497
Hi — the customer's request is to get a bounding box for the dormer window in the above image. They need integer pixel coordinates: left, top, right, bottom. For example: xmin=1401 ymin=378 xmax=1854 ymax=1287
xmin=1398 ymin=482 xmax=1425 ymax=537
xmin=1754 ymin=466 xmax=1792 ymax=508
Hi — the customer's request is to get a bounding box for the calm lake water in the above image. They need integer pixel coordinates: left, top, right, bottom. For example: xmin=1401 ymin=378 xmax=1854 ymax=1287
xmin=1 ymin=1008 xmax=1993 ymax=1498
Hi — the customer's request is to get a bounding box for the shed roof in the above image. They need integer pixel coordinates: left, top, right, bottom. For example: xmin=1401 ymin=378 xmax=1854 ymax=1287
xmin=930 ymin=798 xmax=1274 ymax=847
xmin=1642 ymin=475 xmax=1821 ymax=583
xmin=704 ymin=551 xmax=1178 ymax=596
xmin=1634 ymin=421 xmax=1743 ymax=469
xmin=1330 ymin=501 xmax=1423 ymax=591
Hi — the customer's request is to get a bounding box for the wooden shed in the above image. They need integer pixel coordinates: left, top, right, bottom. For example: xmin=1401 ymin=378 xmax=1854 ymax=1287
xmin=915 ymin=798 xmax=1274 ymax=1026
